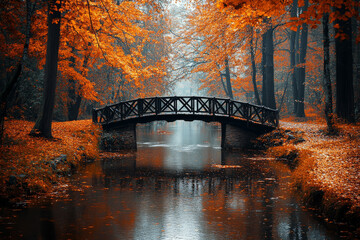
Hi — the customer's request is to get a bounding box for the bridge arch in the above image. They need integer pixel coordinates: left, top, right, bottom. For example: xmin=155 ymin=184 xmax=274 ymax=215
xmin=92 ymin=96 xmax=279 ymax=150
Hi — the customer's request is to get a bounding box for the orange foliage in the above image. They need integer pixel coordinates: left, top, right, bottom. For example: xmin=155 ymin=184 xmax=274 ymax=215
xmin=0 ymin=119 xmax=101 ymax=200
xmin=279 ymin=121 xmax=360 ymax=209
xmin=175 ymin=0 xmax=262 ymax=100
xmin=1 ymin=0 xmax=169 ymax=114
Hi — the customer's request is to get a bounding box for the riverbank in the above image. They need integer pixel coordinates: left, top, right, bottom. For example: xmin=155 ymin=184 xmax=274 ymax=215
xmin=0 ymin=119 xmax=101 ymax=204
xmin=263 ymin=120 xmax=360 ymax=237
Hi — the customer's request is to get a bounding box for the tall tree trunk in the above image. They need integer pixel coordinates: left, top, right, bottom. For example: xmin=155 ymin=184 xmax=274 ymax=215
xmin=354 ymin=0 xmax=360 ymax=119
xmin=30 ymin=0 xmax=62 ymax=138
xmin=1 ymin=0 xmax=34 ymax=144
xmin=334 ymin=3 xmax=355 ymax=122
xmin=261 ymin=25 xmax=276 ymax=109
xmin=295 ymin=0 xmax=309 ymax=117
xmin=323 ymin=13 xmax=335 ymax=132
xmin=67 ymin=78 xmax=82 ymax=121
xmin=224 ymin=56 xmax=234 ymax=99
xmin=250 ymin=27 xmax=261 ymax=105
xmin=290 ymin=0 xmax=298 ymax=114
xmin=261 ymin=32 xmax=267 ymax=105
xmin=294 ymin=28 xmax=301 ymax=113
xmin=220 ymin=73 xmax=230 ymax=97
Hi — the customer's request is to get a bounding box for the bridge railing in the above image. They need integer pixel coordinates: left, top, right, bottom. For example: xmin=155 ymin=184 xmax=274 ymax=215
xmin=92 ymin=96 xmax=279 ymax=127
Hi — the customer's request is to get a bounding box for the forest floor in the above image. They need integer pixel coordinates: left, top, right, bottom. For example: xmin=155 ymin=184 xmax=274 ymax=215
xmin=0 ymin=119 xmax=101 ymax=205
xmin=265 ymin=119 xmax=360 ymax=235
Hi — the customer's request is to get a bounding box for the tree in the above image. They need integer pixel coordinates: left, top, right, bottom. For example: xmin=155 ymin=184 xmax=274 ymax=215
xmin=322 ymin=12 xmax=335 ymax=132
xmin=297 ymin=0 xmax=357 ymax=122
xmin=0 ymin=0 xmax=36 ymax=143
xmin=224 ymin=56 xmax=234 ymax=99
xmin=290 ymin=0 xmax=309 ymax=117
xmin=174 ymin=0 xmax=271 ymax=101
xmin=295 ymin=0 xmax=309 ymax=117
xmin=261 ymin=22 xmax=276 ymax=109
xmin=24 ymin=0 xmax=169 ymax=131
xmin=334 ymin=2 xmax=355 ymax=122
xmin=30 ymin=0 xmax=62 ymax=138
xmin=289 ymin=0 xmax=298 ymax=115
xmin=220 ymin=0 xmax=359 ymax=122
xmin=218 ymin=0 xmax=291 ymax=108
xmin=249 ymin=26 xmax=261 ymax=105
xmin=176 ymin=1 xmax=239 ymax=99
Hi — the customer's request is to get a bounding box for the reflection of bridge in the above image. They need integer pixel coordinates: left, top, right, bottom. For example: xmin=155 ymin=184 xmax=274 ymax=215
xmin=92 ymin=96 xmax=279 ymax=150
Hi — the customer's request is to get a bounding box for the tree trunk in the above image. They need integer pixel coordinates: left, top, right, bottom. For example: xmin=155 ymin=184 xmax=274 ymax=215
xmin=290 ymin=0 xmax=298 ymax=114
xmin=261 ymin=32 xmax=267 ymax=105
xmin=261 ymin=25 xmax=276 ymax=109
xmin=295 ymin=0 xmax=308 ymax=117
xmin=224 ymin=56 xmax=234 ymax=99
xmin=66 ymin=52 xmax=86 ymax=121
xmin=334 ymin=3 xmax=355 ymax=122
xmin=294 ymin=28 xmax=301 ymax=114
xmin=67 ymin=78 xmax=82 ymax=121
xmin=250 ymin=27 xmax=261 ymax=105
xmin=1 ymin=0 xmax=34 ymax=144
xmin=30 ymin=0 xmax=62 ymax=138
xmin=323 ymin=13 xmax=335 ymax=132
xmin=354 ymin=0 xmax=360 ymax=119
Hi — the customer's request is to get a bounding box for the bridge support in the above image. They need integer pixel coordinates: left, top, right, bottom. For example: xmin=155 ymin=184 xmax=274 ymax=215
xmin=221 ymin=123 xmax=259 ymax=150
xmin=100 ymin=123 xmax=137 ymax=151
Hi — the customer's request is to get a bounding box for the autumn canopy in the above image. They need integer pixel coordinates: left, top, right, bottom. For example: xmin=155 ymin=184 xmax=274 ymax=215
xmin=0 ymin=0 xmax=359 ymax=136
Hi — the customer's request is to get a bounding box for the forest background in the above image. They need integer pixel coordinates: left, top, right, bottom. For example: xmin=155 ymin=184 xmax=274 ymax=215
xmin=0 ymin=0 xmax=359 ymax=139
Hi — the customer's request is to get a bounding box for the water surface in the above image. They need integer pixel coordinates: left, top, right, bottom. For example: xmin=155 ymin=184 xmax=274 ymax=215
xmin=0 ymin=121 xmax=343 ymax=239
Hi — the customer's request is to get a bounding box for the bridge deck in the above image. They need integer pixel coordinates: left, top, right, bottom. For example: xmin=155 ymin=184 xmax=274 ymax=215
xmin=92 ymin=96 xmax=279 ymax=130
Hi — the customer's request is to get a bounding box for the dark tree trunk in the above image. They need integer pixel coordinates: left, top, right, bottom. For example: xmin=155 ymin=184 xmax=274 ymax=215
xmin=295 ymin=0 xmax=308 ymax=117
xmin=224 ymin=56 xmax=234 ymax=100
xmin=294 ymin=28 xmax=301 ymax=113
xmin=290 ymin=0 xmax=298 ymax=114
xmin=356 ymin=30 xmax=360 ymax=120
xmin=1 ymin=0 xmax=34 ymax=144
xmin=250 ymin=27 xmax=261 ymax=105
xmin=323 ymin=13 xmax=335 ymax=133
xmin=67 ymin=77 xmax=82 ymax=121
xmin=30 ymin=0 xmax=62 ymax=138
xmin=261 ymin=25 xmax=276 ymax=109
xmin=334 ymin=3 xmax=355 ymax=122
xmin=353 ymin=0 xmax=360 ymax=119
xmin=261 ymin=33 xmax=267 ymax=105
xmin=66 ymin=52 xmax=85 ymax=121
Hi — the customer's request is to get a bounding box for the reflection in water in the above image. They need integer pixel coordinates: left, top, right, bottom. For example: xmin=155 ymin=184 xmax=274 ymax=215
xmin=0 ymin=121 xmax=342 ymax=239
xmin=137 ymin=121 xmax=221 ymax=171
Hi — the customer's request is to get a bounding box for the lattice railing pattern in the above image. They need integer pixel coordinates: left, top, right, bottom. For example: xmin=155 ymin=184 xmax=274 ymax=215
xmin=92 ymin=96 xmax=279 ymax=127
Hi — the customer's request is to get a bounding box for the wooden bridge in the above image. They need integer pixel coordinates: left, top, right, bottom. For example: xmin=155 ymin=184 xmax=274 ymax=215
xmin=92 ymin=96 xmax=279 ymax=150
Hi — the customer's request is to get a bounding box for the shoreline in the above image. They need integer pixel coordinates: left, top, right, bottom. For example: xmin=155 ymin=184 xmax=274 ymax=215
xmin=0 ymin=119 xmax=101 ymax=205
xmin=261 ymin=120 xmax=360 ymax=238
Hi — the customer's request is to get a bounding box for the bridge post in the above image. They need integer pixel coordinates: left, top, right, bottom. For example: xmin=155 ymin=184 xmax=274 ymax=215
xmin=221 ymin=123 xmax=259 ymax=150
xmin=100 ymin=123 xmax=137 ymax=151
xmin=138 ymin=99 xmax=143 ymax=117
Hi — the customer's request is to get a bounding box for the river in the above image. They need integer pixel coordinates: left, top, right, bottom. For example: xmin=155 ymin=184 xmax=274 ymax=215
xmin=0 ymin=121 xmax=344 ymax=239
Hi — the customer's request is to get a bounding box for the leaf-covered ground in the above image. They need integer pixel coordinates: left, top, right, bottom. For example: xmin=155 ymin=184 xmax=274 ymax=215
xmin=280 ymin=121 xmax=360 ymax=206
xmin=0 ymin=120 xmax=101 ymax=202
xmin=271 ymin=120 xmax=360 ymax=233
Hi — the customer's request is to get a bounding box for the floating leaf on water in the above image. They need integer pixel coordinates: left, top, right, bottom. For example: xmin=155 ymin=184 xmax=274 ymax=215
xmin=211 ymin=164 xmax=242 ymax=169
